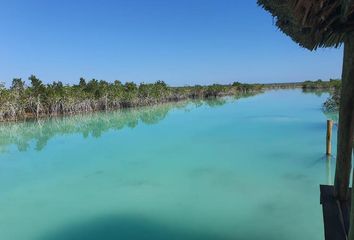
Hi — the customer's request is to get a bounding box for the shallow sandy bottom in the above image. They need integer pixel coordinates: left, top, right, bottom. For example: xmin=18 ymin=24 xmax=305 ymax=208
xmin=0 ymin=90 xmax=335 ymax=240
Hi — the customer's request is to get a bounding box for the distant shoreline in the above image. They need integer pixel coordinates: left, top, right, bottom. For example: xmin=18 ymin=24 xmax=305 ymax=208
xmin=0 ymin=77 xmax=340 ymax=122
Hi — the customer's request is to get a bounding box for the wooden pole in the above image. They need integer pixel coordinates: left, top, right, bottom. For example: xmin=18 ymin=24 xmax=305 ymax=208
xmin=326 ymin=120 xmax=333 ymax=156
xmin=334 ymin=32 xmax=354 ymax=202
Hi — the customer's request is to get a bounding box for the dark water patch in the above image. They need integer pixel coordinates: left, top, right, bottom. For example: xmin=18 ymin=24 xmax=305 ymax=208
xmin=37 ymin=214 xmax=227 ymax=240
xmin=189 ymin=167 xmax=234 ymax=181
xmin=110 ymin=178 xmax=160 ymax=188
xmin=36 ymin=214 xmax=279 ymax=240
xmin=259 ymin=201 xmax=279 ymax=214
xmin=189 ymin=167 xmax=217 ymax=177
xmin=265 ymin=151 xmax=295 ymax=160
xmin=84 ymin=170 xmax=104 ymax=178
xmin=81 ymin=172 xmax=159 ymax=189
xmin=120 ymin=179 xmax=159 ymax=188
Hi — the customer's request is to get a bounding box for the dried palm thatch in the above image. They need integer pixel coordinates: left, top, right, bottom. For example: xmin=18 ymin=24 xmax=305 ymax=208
xmin=258 ymin=0 xmax=354 ymax=50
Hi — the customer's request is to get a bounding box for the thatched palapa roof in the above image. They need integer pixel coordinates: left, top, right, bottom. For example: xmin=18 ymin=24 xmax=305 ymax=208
xmin=258 ymin=0 xmax=354 ymax=50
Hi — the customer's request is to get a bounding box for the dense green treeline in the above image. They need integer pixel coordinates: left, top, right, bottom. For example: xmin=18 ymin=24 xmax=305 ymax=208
xmin=0 ymin=76 xmax=263 ymax=121
xmin=0 ymin=75 xmax=340 ymax=121
xmin=302 ymin=79 xmax=341 ymax=90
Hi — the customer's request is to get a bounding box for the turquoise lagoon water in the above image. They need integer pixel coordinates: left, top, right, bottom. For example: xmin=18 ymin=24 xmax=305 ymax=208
xmin=0 ymin=90 xmax=337 ymax=240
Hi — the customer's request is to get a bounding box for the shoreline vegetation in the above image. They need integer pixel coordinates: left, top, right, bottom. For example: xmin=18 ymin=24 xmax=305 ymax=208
xmin=0 ymin=76 xmax=340 ymax=122
xmin=323 ymin=88 xmax=341 ymax=112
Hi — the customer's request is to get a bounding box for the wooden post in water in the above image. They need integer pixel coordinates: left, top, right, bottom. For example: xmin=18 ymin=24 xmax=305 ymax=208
xmin=326 ymin=120 xmax=333 ymax=156
xmin=334 ymin=32 xmax=354 ymax=202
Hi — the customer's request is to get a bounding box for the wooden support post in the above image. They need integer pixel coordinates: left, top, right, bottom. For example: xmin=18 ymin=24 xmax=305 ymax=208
xmin=334 ymin=33 xmax=354 ymax=240
xmin=327 ymin=120 xmax=334 ymax=156
xmin=334 ymin=32 xmax=354 ymax=203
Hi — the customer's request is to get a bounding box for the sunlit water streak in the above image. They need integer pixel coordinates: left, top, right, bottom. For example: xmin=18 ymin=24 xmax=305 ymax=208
xmin=0 ymin=90 xmax=337 ymax=240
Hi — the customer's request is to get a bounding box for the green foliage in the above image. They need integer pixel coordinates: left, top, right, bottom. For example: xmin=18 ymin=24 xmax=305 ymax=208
xmin=0 ymin=76 xmax=279 ymax=121
xmin=323 ymin=83 xmax=341 ymax=112
xmin=0 ymin=82 xmax=8 ymax=101
xmin=232 ymin=82 xmax=264 ymax=91
xmin=11 ymin=78 xmax=25 ymax=92
xmin=205 ymin=84 xmax=227 ymax=98
xmin=329 ymin=78 xmax=341 ymax=89
xmin=79 ymin=78 xmax=86 ymax=88
xmin=29 ymin=75 xmax=46 ymax=96
xmin=0 ymin=75 xmax=340 ymax=121
xmin=302 ymin=79 xmax=341 ymax=90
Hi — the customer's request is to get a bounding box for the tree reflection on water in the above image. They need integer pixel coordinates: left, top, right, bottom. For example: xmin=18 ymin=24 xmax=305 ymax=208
xmin=0 ymin=96 xmax=257 ymax=152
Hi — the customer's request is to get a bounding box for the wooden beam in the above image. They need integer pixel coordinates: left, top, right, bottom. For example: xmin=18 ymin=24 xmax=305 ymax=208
xmin=320 ymin=185 xmax=350 ymax=240
xmin=334 ymin=32 xmax=354 ymax=202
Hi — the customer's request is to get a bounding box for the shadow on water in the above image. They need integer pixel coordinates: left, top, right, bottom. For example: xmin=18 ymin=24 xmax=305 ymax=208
xmin=36 ymin=214 xmax=277 ymax=240
xmin=37 ymin=214 xmax=227 ymax=240
xmin=306 ymin=154 xmax=335 ymax=185
xmin=307 ymin=154 xmax=335 ymax=167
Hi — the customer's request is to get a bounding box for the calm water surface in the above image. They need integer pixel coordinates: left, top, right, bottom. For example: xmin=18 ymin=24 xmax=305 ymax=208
xmin=0 ymin=90 xmax=337 ymax=240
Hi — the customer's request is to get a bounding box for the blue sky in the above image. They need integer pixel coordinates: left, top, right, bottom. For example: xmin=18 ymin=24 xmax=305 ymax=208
xmin=0 ymin=0 xmax=343 ymax=86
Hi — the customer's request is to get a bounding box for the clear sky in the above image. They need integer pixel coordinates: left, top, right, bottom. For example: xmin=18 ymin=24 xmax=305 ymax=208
xmin=0 ymin=0 xmax=343 ymax=86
